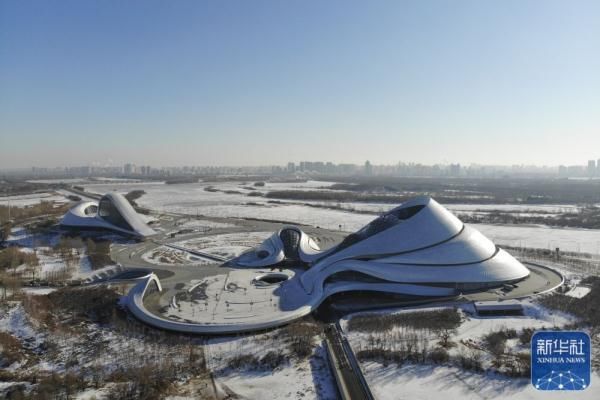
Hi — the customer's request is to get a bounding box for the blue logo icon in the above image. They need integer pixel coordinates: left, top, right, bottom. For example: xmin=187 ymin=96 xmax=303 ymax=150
xmin=531 ymin=331 xmax=591 ymax=391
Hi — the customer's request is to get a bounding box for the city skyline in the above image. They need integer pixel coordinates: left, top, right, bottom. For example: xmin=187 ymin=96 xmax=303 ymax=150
xmin=1 ymin=0 xmax=599 ymax=168
xmin=5 ymin=157 xmax=600 ymax=180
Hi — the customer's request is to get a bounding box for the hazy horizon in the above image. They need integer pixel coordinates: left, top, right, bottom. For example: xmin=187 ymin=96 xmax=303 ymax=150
xmin=1 ymin=0 xmax=599 ymax=169
xmin=0 ymin=160 xmax=589 ymax=172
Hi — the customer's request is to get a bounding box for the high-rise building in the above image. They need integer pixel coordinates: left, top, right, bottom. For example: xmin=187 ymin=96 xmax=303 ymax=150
xmin=587 ymin=160 xmax=596 ymax=176
xmin=449 ymin=163 xmax=461 ymax=177
xmin=558 ymin=165 xmax=568 ymax=177
xmin=364 ymin=160 xmax=372 ymax=175
xmin=124 ymin=163 xmax=136 ymax=175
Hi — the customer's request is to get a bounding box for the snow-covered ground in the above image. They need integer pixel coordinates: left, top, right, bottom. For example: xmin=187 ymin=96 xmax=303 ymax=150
xmin=447 ymin=204 xmax=580 ymax=214
xmin=0 ymin=303 xmax=46 ymax=351
xmin=474 ymin=224 xmax=600 ymax=254
xmin=0 ymin=301 xmax=210 ymax=398
xmin=55 ymin=188 xmax=99 ymax=202
xmin=27 ymin=177 xmax=145 ymax=184
xmin=206 ymin=330 xmax=337 ymax=400
xmin=341 ymin=300 xmax=577 ymax=352
xmin=81 ymin=181 xmax=600 ymax=254
xmin=0 ymin=192 xmax=69 ymax=207
xmin=173 ymin=218 xmax=235 ymax=230
xmin=362 ymin=362 xmax=598 ymax=400
xmin=565 ymin=286 xmax=592 ymax=298
xmin=5 ymin=226 xmax=121 ymax=281
xmin=342 ymin=301 xmax=598 ymax=400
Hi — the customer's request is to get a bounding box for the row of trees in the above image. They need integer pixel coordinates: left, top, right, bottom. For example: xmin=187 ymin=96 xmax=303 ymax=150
xmin=347 ymin=308 xmax=462 ymax=333
xmin=0 ymin=247 xmax=39 ymax=272
xmin=354 ymin=325 xmax=531 ymax=377
xmin=4 ymin=285 xmax=211 ymax=399
xmin=0 ymin=221 xmax=11 ymax=242
xmin=0 ymin=201 xmax=69 ymax=225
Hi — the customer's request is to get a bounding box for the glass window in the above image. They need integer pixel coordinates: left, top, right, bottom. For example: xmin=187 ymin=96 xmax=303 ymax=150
xmin=98 ymin=198 xmax=134 ymax=231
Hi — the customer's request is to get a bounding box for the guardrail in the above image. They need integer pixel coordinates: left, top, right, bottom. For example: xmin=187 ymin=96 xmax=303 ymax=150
xmin=324 ymin=322 xmax=375 ymax=400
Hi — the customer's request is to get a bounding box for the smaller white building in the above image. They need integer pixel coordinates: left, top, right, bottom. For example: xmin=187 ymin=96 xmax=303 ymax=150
xmin=61 ymin=192 xmax=156 ymax=238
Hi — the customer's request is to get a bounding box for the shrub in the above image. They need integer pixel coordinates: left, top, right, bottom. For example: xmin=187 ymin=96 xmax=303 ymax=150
xmin=284 ymin=320 xmax=321 ymax=359
xmin=483 ymin=328 xmax=518 ymax=356
xmin=0 ymin=247 xmax=39 ymax=270
xmin=31 ymin=372 xmax=87 ymax=399
xmin=429 ymin=348 xmax=449 ymax=364
xmin=539 ymin=276 xmax=600 ymax=327
xmin=458 ymin=349 xmax=483 ymax=372
xmin=515 ymin=352 xmax=531 ymax=377
xmin=227 ymin=354 xmax=260 ymax=370
xmin=0 ymin=332 xmax=22 ymax=367
xmin=260 ymin=351 xmax=287 ymax=369
xmin=0 ymin=201 xmax=69 ymax=226
xmin=356 ymin=349 xmax=405 ymax=366
xmin=504 ymin=328 xmax=518 ymax=339
xmin=85 ymin=239 xmax=112 ymax=269
xmin=519 ymin=328 xmax=535 ymax=345
xmin=105 ymin=362 xmax=178 ymax=399
xmin=23 ymin=286 xmax=120 ymax=329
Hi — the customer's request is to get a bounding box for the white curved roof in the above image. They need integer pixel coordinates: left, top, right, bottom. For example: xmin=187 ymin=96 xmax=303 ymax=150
xmin=368 ymin=225 xmax=496 ymax=265
xmin=312 ymin=196 xmax=463 ymax=267
xmin=62 ymin=201 xmax=98 ymax=219
xmin=236 ymin=225 xmax=328 ymax=267
xmin=101 ymin=192 xmax=156 ymax=237
xmin=60 ymin=192 xmax=156 ymax=238
xmin=232 ymin=196 xmax=530 ymax=295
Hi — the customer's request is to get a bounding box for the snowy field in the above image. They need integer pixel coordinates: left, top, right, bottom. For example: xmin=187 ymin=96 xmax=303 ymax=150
xmin=174 ymin=218 xmax=236 ymax=230
xmin=321 ymin=202 xmax=581 ymax=215
xmin=81 ymin=181 xmax=600 ymax=254
xmin=447 ymin=204 xmax=580 ymax=213
xmin=0 ymin=301 xmax=209 ymax=399
xmin=14 ymin=246 xmax=113 ymax=281
xmin=0 ymin=192 xmax=69 ymax=207
xmin=565 ymin=286 xmax=592 ymax=298
xmin=342 ymin=301 xmax=597 ymax=400
xmin=341 ymin=300 xmax=578 ymax=354
xmin=206 ymin=330 xmax=337 ymax=400
xmin=362 ymin=362 xmax=598 ymax=400
xmin=475 ymin=224 xmax=600 ymax=254
xmin=27 ymin=177 xmax=144 ymax=184
xmin=5 ymin=227 xmax=122 ymax=281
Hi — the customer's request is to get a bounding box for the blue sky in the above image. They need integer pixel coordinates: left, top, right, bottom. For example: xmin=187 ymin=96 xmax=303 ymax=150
xmin=1 ymin=0 xmax=599 ymax=168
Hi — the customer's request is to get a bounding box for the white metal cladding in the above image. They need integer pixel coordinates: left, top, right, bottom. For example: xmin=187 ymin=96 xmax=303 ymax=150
xmin=233 ymin=196 xmax=530 ymax=296
xmin=360 ymin=225 xmax=496 ymax=265
xmin=60 ymin=192 xmax=156 ymax=238
xmin=127 ymin=196 xmax=534 ymax=334
xmin=314 ymin=196 xmax=464 ymax=267
xmin=236 ymin=225 xmax=331 ymax=267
